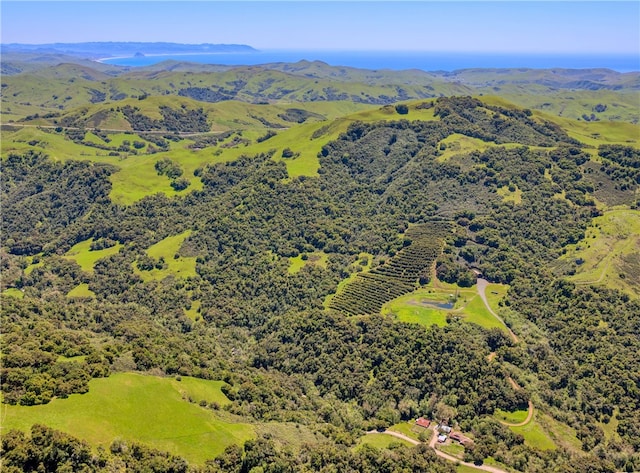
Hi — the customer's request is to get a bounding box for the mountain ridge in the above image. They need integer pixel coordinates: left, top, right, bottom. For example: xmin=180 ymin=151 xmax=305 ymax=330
xmin=1 ymin=42 xmax=258 ymax=59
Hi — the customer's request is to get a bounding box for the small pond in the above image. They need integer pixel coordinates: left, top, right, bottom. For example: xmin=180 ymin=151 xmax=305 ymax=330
xmin=418 ymin=300 xmax=454 ymax=310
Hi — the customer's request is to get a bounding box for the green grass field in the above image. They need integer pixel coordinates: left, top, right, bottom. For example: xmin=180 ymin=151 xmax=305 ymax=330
xmin=254 ymin=422 xmax=322 ymax=451
xmin=382 ymin=279 xmax=511 ymax=333
xmin=541 ymin=113 xmax=640 ymax=148
xmin=439 ymin=442 xmax=465 ymax=458
xmin=479 ymin=91 xmax=640 ymax=125
xmin=2 ymin=99 xmax=441 ymax=205
xmin=437 ymin=133 xmax=492 ymax=162
xmin=556 ymin=209 xmax=640 ymax=296
xmin=509 ymin=414 xmax=556 ymax=451
xmin=107 ymin=146 xmax=209 ymax=205
xmin=288 ymin=251 xmax=329 ymax=274
xmin=457 ymin=465 xmax=482 ymax=473
xmin=1 ymin=288 xmax=25 ymax=298
xmin=494 ymin=408 xmax=529 ymax=424
xmin=459 ymin=294 xmax=508 ymax=332
xmin=537 ymin=413 xmax=582 ymax=453
xmin=381 ymin=289 xmax=455 ymax=328
xmin=184 ymin=300 xmax=201 ymax=322
xmin=388 ymin=421 xmax=425 ymax=442
xmin=66 ymin=283 xmax=96 ymax=298
xmin=0 ymin=373 xmax=253 ymax=465
xmin=22 ymin=254 xmax=44 ymax=275
xmin=64 ymin=239 xmax=123 ymax=273
xmin=355 ymin=433 xmax=413 ymax=451
xmin=134 ymin=231 xmax=197 ymax=282
xmin=484 ymin=283 xmax=509 ymax=310
xmin=497 ymin=185 xmax=523 ymax=204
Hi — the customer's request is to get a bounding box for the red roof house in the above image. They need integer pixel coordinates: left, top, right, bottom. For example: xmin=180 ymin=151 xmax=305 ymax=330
xmin=415 ymin=417 xmax=431 ymax=428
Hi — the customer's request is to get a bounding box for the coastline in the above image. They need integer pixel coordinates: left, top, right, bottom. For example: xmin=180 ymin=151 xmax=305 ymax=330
xmin=97 ymin=50 xmax=640 ymax=73
xmin=95 ymin=50 xmax=259 ymax=63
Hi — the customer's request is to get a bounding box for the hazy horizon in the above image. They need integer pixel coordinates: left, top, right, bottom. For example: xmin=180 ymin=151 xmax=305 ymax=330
xmin=1 ymin=1 xmax=639 ymax=55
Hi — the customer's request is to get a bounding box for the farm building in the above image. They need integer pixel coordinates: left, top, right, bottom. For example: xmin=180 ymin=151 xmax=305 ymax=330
xmin=415 ymin=417 xmax=431 ymax=428
xmin=437 ymin=434 xmax=447 ymax=443
xmin=438 ymin=424 xmax=452 ymax=434
xmin=450 ymin=431 xmax=473 ymax=445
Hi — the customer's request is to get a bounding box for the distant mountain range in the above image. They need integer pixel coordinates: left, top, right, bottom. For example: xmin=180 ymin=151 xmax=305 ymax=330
xmin=1 ymin=50 xmax=638 ymax=123
xmin=0 ymin=42 xmax=257 ymax=59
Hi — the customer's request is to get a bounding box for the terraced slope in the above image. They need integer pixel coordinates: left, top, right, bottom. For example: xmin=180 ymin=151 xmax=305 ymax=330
xmin=329 ymin=221 xmax=450 ymax=316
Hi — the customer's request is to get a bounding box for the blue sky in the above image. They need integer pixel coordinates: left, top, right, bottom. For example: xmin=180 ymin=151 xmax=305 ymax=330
xmin=1 ymin=1 xmax=638 ymax=54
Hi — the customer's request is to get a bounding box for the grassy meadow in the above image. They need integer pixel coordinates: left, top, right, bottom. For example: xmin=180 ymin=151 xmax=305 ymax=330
xmin=184 ymin=300 xmax=202 ymax=322
xmin=1 ymin=288 xmax=24 ymax=298
xmin=538 ymin=413 xmax=582 ymax=453
xmin=556 ymin=209 xmax=640 ymax=296
xmin=494 ymin=408 xmax=529 ymax=424
xmin=388 ymin=420 xmax=425 ymax=442
xmin=380 ymin=279 xmax=511 ymax=333
xmin=66 ymin=283 xmax=96 ymax=299
xmin=497 ymin=184 xmax=523 ymax=204
xmin=508 ymin=413 xmax=556 ymax=451
xmin=0 ymin=373 xmax=253 ymax=465
xmin=437 ymin=133 xmax=490 ymax=159
xmin=381 ymin=288 xmax=455 ymax=328
xmin=288 ymin=251 xmax=329 ymax=274
xmin=64 ymin=238 xmax=123 ymax=273
xmin=4 ymin=93 xmax=637 ymax=207
xmin=438 ymin=442 xmax=465 ymax=457
xmin=355 ymin=433 xmax=414 ymax=451
xmin=134 ymin=231 xmax=197 ymax=282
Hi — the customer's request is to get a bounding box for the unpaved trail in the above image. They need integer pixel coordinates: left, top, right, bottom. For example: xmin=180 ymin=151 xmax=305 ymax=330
xmin=499 ymin=378 xmax=534 ymax=427
xmin=476 ymin=278 xmax=518 ymax=343
xmin=498 ymin=400 xmax=535 ymax=427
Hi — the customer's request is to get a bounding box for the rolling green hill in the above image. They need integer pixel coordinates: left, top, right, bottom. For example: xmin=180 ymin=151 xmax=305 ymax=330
xmin=3 ymin=57 xmax=638 ymax=123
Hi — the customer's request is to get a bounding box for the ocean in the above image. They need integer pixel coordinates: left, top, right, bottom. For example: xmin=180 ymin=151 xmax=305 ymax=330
xmin=100 ymin=50 xmax=639 ymax=72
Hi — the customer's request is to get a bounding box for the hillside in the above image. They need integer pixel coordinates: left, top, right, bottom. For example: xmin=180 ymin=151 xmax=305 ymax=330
xmin=1 ymin=61 xmax=640 ymax=473
xmin=2 ymin=56 xmax=639 ymax=123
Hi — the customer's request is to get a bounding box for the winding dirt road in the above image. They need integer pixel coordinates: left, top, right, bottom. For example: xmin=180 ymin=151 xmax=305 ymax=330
xmin=367 ymin=429 xmax=509 ymax=473
xmin=477 ymin=280 xmax=536 ymax=428
xmin=476 ymin=278 xmax=518 ymax=343
xmin=498 ymin=400 xmax=535 ymax=428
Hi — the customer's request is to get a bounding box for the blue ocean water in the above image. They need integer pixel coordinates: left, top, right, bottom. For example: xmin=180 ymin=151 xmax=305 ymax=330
xmin=100 ymin=50 xmax=639 ymax=72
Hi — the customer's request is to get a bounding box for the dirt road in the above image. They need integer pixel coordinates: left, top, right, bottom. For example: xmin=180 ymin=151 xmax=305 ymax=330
xmin=367 ymin=429 xmax=510 ymax=473
xmin=476 ymin=278 xmax=518 ymax=343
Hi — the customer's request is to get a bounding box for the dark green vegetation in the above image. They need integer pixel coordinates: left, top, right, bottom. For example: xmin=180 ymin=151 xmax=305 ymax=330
xmin=1 ymin=54 xmax=640 ymax=473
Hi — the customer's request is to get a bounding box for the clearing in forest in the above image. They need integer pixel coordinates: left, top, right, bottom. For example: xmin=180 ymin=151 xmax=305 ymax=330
xmin=288 ymin=251 xmax=329 ymax=274
xmin=134 ymin=230 xmax=197 ymax=282
xmin=555 ymin=209 xmax=640 ymax=296
xmin=64 ymin=238 xmax=123 ymax=273
xmin=508 ymin=413 xmax=556 ymax=451
xmin=0 ymin=372 xmax=254 ymax=465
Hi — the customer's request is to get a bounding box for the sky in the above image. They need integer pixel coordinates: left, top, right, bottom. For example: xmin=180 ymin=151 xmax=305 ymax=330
xmin=1 ymin=1 xmax=639 ymax=54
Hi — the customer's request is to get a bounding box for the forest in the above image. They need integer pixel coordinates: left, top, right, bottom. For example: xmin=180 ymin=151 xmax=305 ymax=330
xmin=1 ymin=54 xmax=640 ymax=473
